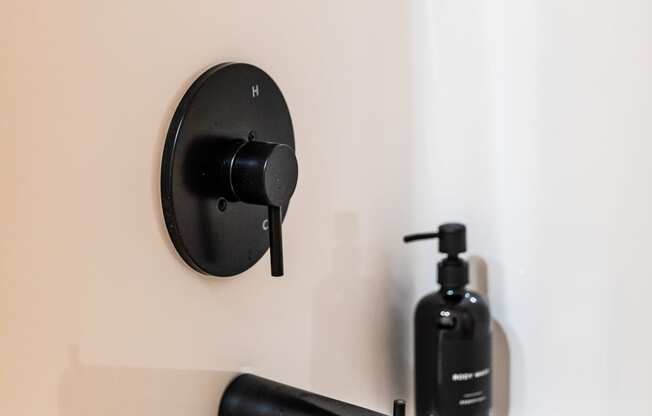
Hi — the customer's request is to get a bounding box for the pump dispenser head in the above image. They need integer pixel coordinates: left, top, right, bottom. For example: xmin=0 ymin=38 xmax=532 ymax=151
xmin=403 ymin=223 xmax=469 ymax=288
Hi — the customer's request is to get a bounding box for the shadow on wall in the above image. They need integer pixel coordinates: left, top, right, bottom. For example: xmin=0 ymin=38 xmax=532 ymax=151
xmin=58 ymin=347 xmax=237 ymax=416
xmin=310 ymin=212 xmax=412 ymax=408
xmin=469 ymin=256 xmax=511 ymax=416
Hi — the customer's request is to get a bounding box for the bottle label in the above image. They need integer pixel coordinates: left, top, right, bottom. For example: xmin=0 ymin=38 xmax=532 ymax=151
xmin=437 ymin=334 xmax=491 ymax=415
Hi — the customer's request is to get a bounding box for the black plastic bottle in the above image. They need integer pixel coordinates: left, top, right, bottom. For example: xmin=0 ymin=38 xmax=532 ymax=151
xmin=405 ymin=223 xmax=491 ymax=416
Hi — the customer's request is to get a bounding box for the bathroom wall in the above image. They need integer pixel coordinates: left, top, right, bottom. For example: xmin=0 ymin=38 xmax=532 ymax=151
xmin=2 ymin=1 xmax=651 ymax=416
xmin=410 ymin=0 xmax=652 ymax=415
xmin=1 ymin=1 xmax=415 ymax=415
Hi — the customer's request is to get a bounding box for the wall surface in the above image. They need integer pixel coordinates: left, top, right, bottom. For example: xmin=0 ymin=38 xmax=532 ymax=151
xmin=2 ymin=1 xmax=652 ymax=416
xmin=1 ymin=1 xmax=415 ymax=415
xmin=410 ymin=0 xmax=652 ymax=415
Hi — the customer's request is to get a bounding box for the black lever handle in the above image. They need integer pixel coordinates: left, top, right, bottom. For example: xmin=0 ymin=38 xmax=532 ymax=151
xmin=230 ymin=141 xmax=298 ymax=277
xmin=268 ymin=205 xmax=284 ymax=276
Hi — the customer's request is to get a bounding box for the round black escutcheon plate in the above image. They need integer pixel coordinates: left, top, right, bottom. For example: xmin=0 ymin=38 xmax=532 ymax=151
xmin=161 ymin=63 xmax=295 ymax=277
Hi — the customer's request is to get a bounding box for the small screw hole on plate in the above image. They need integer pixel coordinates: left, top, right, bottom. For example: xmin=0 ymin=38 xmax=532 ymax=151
xmin=217 ymin=198 xmax=227 ymax=212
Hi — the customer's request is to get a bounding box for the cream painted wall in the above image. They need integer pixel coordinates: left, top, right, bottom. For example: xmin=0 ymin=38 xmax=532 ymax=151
xmin=3 ymin=0 xmax=652 ymax=415
xmin=1 ymin=1 xmax=416 ymax=415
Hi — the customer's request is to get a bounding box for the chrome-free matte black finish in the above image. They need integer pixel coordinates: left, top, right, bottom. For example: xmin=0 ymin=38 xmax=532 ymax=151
xmin=161 ymin=63 xmax=296 ymax=277
xmin=219 ymin=374 xmax=406 ymax=416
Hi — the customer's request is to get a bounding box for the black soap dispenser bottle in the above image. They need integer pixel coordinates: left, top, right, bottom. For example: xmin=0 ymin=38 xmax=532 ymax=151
xmin=405 ymin=223 xmax=491 ymax=416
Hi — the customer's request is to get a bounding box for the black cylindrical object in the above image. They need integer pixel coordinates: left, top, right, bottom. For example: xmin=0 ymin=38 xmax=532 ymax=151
xmin=231 ymin=141 xmax=298 ymax=207
xmin=405 ymin=223 xmax=492 ymax=416
xmin=219 ymin=374 xmax=388 ymax=416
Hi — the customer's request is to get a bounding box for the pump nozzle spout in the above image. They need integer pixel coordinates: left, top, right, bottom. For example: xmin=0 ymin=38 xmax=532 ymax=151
xmin=403 ymin=223 xmax=466 ymax=255
xmin=403 ymin=232 xmax=439 ymax=243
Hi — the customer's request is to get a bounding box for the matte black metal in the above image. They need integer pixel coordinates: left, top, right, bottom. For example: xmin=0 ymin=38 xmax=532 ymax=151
xmin=231 ymin=141 xmax=298 ymax=207
xmin=161 ymin=63 xmax=297 ymax=277
xmin=268 ymin=205 xmax=283 ymax=276
xmin=219 ymin=374 xmax=405 ymax=416
xmin=392 ymin=400 xmax=405 ymax=416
